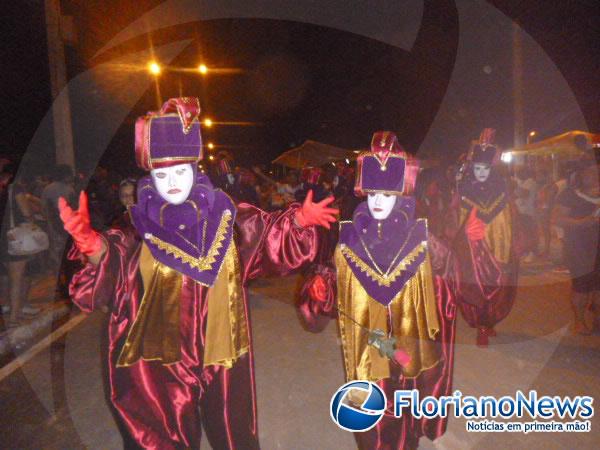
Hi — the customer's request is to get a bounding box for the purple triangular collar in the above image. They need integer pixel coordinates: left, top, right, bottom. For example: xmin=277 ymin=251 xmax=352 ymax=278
xmin=338 ymin=218 xmax=428 ymax=306
xmin=131 ymin=191 xmax=236 ymax=286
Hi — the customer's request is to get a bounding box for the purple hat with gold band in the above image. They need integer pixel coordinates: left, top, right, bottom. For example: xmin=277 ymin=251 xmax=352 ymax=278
xmin=468 ymin=128 xmax=499 ymax=165
xmin=354 ymin=131 xmax=419 ymax=197
xmin=135 ymin=97 xmax=203 ymax=171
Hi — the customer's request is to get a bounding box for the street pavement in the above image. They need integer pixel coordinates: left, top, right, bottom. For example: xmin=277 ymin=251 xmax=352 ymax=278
xmin=1 ymin=265 xmax=599 ymax=449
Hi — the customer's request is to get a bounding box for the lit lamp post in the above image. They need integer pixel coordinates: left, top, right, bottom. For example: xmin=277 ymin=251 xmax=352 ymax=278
xmin=203 ymin=118 xmax=213 ymax=128
xmin=148 ymin=61 xmax=161 ymax=75
xmin=198 ymin=64 xmax=208 ymax=75
xmin=527 ymin=130 xmax=536 ymax=144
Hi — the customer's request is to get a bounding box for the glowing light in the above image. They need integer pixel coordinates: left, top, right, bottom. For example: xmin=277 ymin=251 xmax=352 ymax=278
xmin=529 ymin=130 xmax=537 ymax=137
xmin=207 ymin=142 xmax=214 ymax=149
xmin=148 ymin=61 xmax=161 ymax=75
xmin=209 ymin=155 xmax=215 ymax=161
xmin=345 ymin=158 xmax=350 ymax=164
xmin=198 ymin=64 xmax=208 ymax=74
xmin=501 ymin=152 xmax=513 ymax=163
xmin=203 ymin=118 xmax=213 ymax=127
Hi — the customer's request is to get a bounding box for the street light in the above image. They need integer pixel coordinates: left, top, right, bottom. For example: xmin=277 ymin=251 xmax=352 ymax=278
xmin=501 ymin=152 xmax=513 ymax=163
xmin=203 ymin=118 xmax=213 ymax=128
xmin=209 ymin=155 xmax=215 ymax=161
xmin=527 ymin=130 xmax=537 ymax=144
xmin=198 ymin=64 xmax=208 ymax=74
xmin=207 ymin=142 xmax=214 ymax=149
xmin=148 ymin=61 xmax=161 ymax=75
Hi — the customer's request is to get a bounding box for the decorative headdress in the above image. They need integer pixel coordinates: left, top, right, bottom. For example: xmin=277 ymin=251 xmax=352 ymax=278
xmin=468 ymin=128 xmax=499 ymax=165
xmin=135 ymin=97 xmax=202 ymax=170
xmin=354 ymin=131 xmax=419 ymax=196
xmin=216 ymin=159 xmax=232 ymax=176
xmin=301 ymin=166 xmax=323 ymax=185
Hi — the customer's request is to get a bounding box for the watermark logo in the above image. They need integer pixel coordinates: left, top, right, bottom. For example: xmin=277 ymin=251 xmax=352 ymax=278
xmin=330 ymin=381 xmax=386 ymax=432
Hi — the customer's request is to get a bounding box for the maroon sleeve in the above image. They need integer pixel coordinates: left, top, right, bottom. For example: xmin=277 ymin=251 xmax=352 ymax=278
xmin=417 ymin=233 xmax=459 ymax=440
xmin=235 ymin=203 xmax=320 ymax=282
xmin=68 ymin=228 xmax=139 ymax=313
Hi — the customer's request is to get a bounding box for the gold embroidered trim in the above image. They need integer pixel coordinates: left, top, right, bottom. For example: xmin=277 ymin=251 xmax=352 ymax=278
xmin=462 ymin=192 xmax=505 ymax=215
xmin=148 ymin=211 xmax=232 ymax=271
xmin=340 ymin=240 xmax=427 ymax=287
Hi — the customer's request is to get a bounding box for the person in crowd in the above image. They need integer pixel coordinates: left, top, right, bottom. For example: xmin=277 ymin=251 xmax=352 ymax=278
xmin=415 ymin=167 xmax=457 ymax=240
xmin=252 ymin=167 xmax=300 ymax=209
xmin=58 ymin=98 xmax=338 ymax=449
xmin=514 ymin=167 xmax=538 ymax=262
xmin=454 ymin=128 xmax=518 ymax=347
xmin=1 ymin=173 xmax=41 ymax=326
xmin=295 ymin=166 xmax=328 ymax=203
xmin=234 ymin=168 xmax=260 ymax=205
xmin=41 ymin=164 xmax=76 ymax=299
xmin=553 ymin=162 xmax=600 ymax=335
xmin=110 ymin=178 xmax=137 ymax=230
xmin=87 ymin=165 xmax=115 ymax=228
xmin=299 ymin=131 xmax=458 ymax=450
xmin=535 ymin=170 xmax=557 ymax=259
xmin=41 ymin=164 xmax=75 ymax=266
xmin=256 ymin=177 xmax=275 ymax=211
xmin=212 ymin=152 xmax=237 ymax=195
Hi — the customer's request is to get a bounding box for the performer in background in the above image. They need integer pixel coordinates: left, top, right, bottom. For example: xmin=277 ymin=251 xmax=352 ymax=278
xmin=299 ymin=132 xmax=458 ymax=450
xmin=59 ymin=98 xmax=338 ymax=450
xmin=454 ymin=128 xmax=517 ymax=347
xmin=295 ymin=166 xmax=329 ymax=203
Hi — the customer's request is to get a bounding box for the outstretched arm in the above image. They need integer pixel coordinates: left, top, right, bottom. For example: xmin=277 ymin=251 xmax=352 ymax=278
xmin=59 ymin=191 xmax=135 ymax=313
xmin=236 ymin=190 xmax=339 ymax=282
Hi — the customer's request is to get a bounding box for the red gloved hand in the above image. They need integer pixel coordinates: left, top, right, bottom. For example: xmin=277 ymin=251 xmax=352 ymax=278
xmin=295 ymin=190 xmax=339 ymax=229
xmin=59 ymin=191 xmax=103 ymax=257
xmin=308 ymin=274 xmax=328 ymax=303
xmin=465 ymin=207 xmax=486 ymax=241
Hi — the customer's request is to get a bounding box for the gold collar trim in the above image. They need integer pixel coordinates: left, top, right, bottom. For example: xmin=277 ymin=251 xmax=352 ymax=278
xmin=462 ymin=192 xmax=505 ymax=215
xmin=340 ymin=240 xmax=427 ymax=287
xmin=147 ymin=210 xmax=232 ymax=271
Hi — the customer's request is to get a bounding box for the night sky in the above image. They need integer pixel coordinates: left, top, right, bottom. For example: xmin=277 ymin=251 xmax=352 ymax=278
xmin=2 ymin=1 xmax=599 ymax=178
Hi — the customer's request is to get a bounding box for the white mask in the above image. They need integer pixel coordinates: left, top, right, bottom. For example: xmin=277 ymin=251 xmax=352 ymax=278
xmin=150 ymin=163 xmax=194 ymax=205
xmin=473 ymin=163 xmax=491 ymax=183
xmin=367 ymin=193 xmax=397 ymax=220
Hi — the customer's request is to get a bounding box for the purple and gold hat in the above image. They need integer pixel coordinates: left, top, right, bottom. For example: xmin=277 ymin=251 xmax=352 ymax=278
xmin=135 ymin=97 xmax=203 ymax=170
xmin=468 ymin=128 xmax=499 ymax=165
xmin=354 ymin=131 xmax=419 ymax=197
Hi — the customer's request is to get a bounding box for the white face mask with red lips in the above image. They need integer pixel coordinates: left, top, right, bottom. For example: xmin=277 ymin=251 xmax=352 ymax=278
xmin=473 ymin=163 xmax=491 ymax=183
xmin=367 ymin=193 xmax=397 ymax=220
xmin=150 ymin=163 xmax=194 ymax=205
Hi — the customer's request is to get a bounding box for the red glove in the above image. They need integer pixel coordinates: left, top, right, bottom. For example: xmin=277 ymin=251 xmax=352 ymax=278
xmin=308 ymin=274 xmax=328 ymax=303
xmin=58 ymin=191 xmax=103 ymax=257
xmin=465 ymin=207 xmax=486 ymax=241
xmin=295 ymin=190 xmax=339 ymax=229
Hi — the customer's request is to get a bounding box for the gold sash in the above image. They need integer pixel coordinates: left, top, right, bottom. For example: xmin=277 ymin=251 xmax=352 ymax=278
xmin=117 ymin=243 xmax=248 ymax=368
xmin=335 ymin=247 xmax=440 ymax=382
xmin=460 ymin=205 xmax=512 ymax=264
